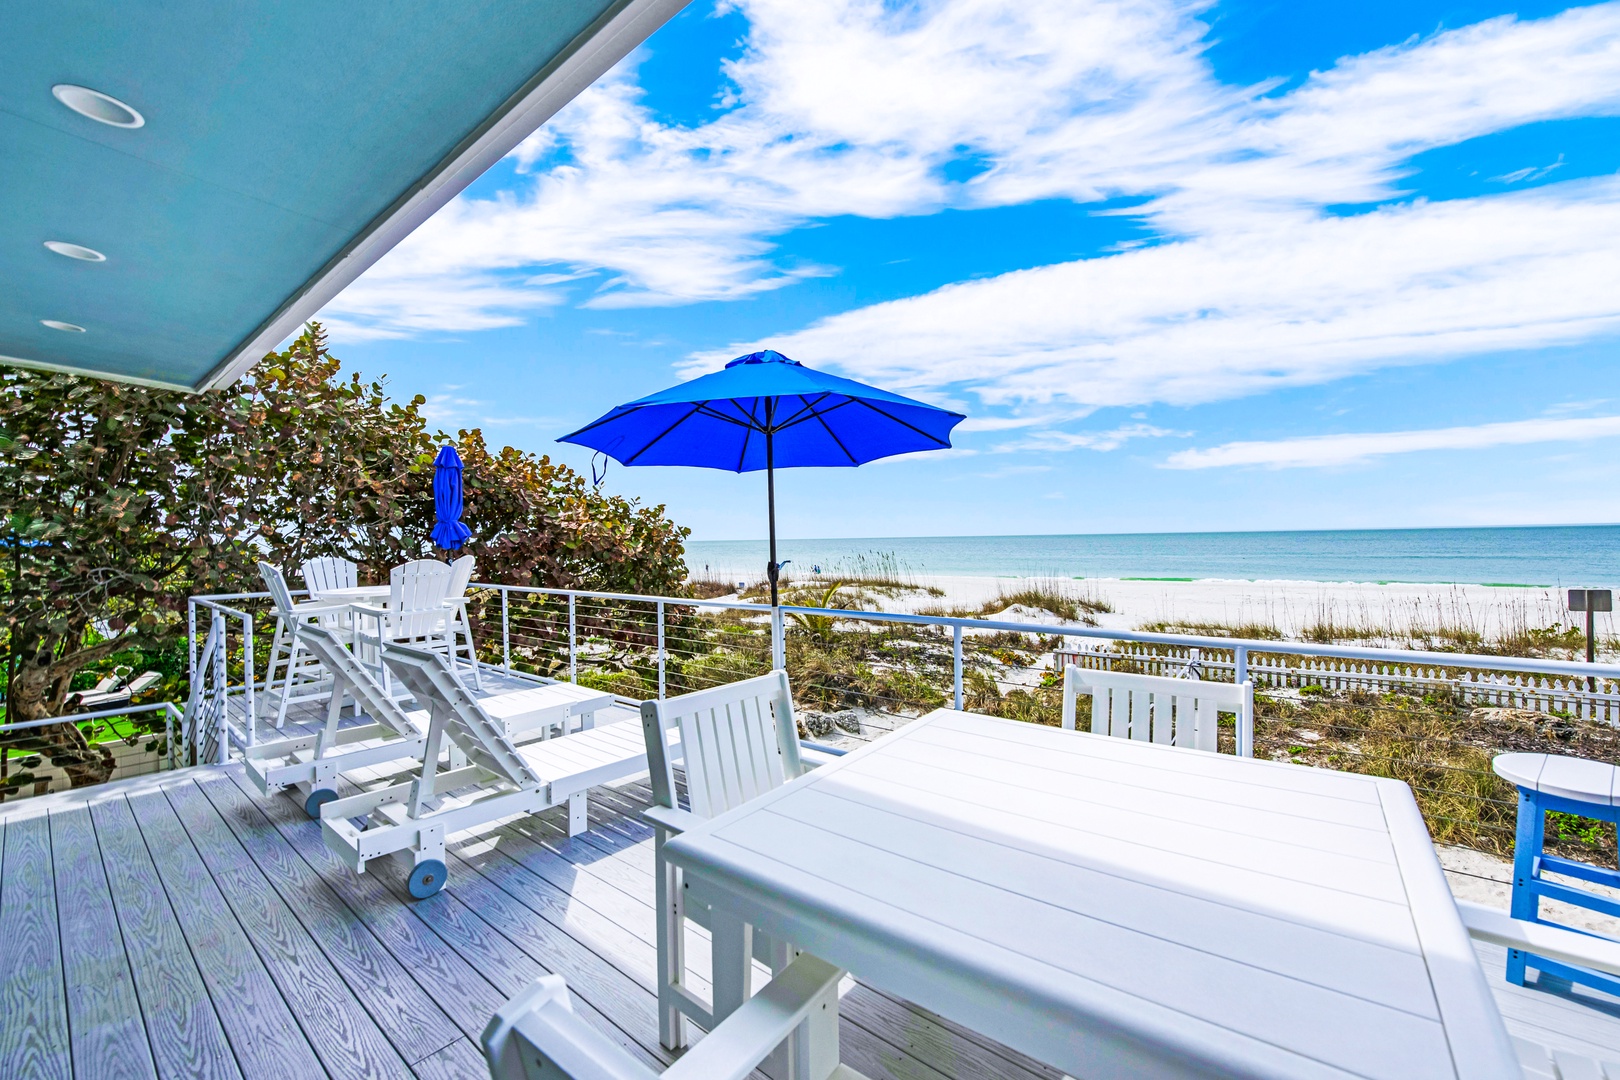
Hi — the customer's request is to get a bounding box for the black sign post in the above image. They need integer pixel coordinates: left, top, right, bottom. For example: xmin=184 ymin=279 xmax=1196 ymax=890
xmin=1568 ymin=589 xmax=1612 ymax=692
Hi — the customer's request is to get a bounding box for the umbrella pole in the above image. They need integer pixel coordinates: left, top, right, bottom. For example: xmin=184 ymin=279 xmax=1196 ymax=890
xmin=766 ymin=423 xmax=784 ymax=670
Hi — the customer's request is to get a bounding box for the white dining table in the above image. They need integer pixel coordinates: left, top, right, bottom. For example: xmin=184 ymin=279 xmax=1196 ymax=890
xmin=662 ymin=708 xmax=1520 ymax=1080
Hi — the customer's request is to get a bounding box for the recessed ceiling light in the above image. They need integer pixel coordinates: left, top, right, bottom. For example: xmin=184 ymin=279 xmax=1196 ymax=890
xmin=51 ymin=84 xmax=144 ymax=129
xmin=44 ymin=241 xmax=106 ymax=262
xmin=41 ymin=320 xmax=87 ymax=333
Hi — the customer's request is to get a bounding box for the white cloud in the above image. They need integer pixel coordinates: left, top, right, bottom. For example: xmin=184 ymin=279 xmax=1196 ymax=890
xmin=999 ymin=423 xmax=1185 ymax=453
xmin=1164 ymin=414 xmax=1620 ymax=469
xmin=700 ymin=178 xmax=1620 ymax=408
xmin=322 ymin=0 xmax=1620 ymax=423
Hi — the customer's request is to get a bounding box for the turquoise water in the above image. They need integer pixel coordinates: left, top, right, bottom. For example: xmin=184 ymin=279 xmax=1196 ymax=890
xmin=687 ymin=525 xmax=1620 ymax=587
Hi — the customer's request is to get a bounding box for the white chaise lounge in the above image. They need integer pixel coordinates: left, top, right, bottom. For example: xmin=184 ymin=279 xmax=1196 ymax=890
xmin=318 ymin=640 xmax=676 ymax=898
xmin=1061 ymin=663 xmax=1255 ymax=755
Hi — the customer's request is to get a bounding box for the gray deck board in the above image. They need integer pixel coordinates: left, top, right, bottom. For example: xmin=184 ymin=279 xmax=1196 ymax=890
xmin=6 ymin=751 xmax=1620 ymax=1080
xmin=218 ymin=767 xmax=511 ymax=1044
xmin=162 ymin=779 xmax=413 ymax=1079
xmin=49 ymin=806 xmax=157 ymax=1080
xmin=190 ymin=772 xmax=461 ymax=1065
xmin=0 ymin=812 xmax=72 ymax=1080
xmin=127 ymin=787 xmax=325 ymax=1079
xmin=88 ymin=794 xmax=242 ymax=1080
xmin=410 ymin=1037 xmax=490 ymax=1080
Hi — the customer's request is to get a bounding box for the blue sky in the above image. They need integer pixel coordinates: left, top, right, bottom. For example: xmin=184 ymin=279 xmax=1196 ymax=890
xmin=320 ymin=0 xmax=1620 ymax=542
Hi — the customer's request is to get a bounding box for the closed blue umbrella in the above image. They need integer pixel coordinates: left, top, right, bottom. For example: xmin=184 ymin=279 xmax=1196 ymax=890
xmin=430 ymin=444 xmax=472 ymax=551
xmin=559 ymin=349 xmax=964 ymax=615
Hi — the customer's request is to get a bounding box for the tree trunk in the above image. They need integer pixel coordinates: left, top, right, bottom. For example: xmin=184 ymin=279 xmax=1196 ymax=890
xmin=5 ymin=631 xmax=131 ymax=787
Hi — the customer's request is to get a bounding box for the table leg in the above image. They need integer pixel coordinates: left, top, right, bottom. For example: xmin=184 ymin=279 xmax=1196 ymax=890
xmin=711 ymin=907 xmax=753 ymax=1027
xmin=1507 ymin=787 xmax=1544 ymax=986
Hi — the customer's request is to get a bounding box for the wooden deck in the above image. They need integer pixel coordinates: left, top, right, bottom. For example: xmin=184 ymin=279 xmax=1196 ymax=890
xmin=3 ymin=719 xmax=1619 ymax=1077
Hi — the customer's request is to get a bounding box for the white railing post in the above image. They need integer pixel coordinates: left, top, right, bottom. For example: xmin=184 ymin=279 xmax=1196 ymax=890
xmin=1234 ymin=644 xmax=1249 ymax=687
xmin=502 ymin=586 xmax=511 ymax=673
xmin=657 ymin=600 xmax=666 ymax=700
xmin=953 ymin=624 xmax=964 ymax=711
xmin=771 ymin=608 xmax=785 ymax=671
xmin=187 ymin=598 xmax=197 ymax=696
xmin=213 ymin=611 xmax=228 ymax=765
xmin=241 ymin=609 xmax=255 ymax=748
xmin=568 ymin=592 xmax=577 ymax=683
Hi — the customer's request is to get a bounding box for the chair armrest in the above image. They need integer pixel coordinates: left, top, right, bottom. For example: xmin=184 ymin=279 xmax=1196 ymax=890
xmin=347 ymin=602 xmax=389 ymax=615
xmin=483 ymin=956 xmax=850 ymax=1080
xmin=483 ymin=975 xmax=652 ymax=1080
xmin=642 ymin=805 xmax=701 ymax=835
xmin=1457 ymin=900 xmax=1620 ymax=977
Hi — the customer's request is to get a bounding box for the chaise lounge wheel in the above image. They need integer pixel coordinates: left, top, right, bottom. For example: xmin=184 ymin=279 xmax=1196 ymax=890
xmin=304 ymin=787 xmax=339 ymax=818
xmin=408 ymin=859 xmax=448 ymax=899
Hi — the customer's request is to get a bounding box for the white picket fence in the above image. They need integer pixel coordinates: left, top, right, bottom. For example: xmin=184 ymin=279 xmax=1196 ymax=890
xmin=1056 ymin=643 xmax=1620 ymax=724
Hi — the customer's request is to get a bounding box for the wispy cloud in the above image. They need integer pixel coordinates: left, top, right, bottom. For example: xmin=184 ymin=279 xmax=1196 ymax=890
xmin=1163 ymin=414 xmax=1620 ymax=469
xmin=999 ymin=423 xmax=1185 ymax=453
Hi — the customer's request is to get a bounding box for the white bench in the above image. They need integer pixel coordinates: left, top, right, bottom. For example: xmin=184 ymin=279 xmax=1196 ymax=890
xmin=485 ymin=681 xmax=616 ymax=742
xmin=1061 ymin=664 xmax=1254 ymax=755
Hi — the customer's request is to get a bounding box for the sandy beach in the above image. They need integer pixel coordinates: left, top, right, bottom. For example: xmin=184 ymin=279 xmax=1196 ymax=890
xmin=767 ymin=572 xmax=1614 ymax=643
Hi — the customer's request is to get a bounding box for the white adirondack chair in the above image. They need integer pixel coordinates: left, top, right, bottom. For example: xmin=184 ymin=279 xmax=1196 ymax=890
xmin=1061 ymin=664 xmax=1254 ymax=755
xmin=483 ymin=958 xmax=865 ymax=1080
xmin=441 ymin=554 xmax=483 ymax=690
xmin=640 ymin=671 xmax=809 ymax=1052
xmin=258 ymin=561 xmax=356 ymax=728
xmin=318 ymin=641 xmax=675 ymax=898
xmin=354 ymin=560 xmax=456 ymax=691
xmin=301 ymin=555 xmax=358 ymax=596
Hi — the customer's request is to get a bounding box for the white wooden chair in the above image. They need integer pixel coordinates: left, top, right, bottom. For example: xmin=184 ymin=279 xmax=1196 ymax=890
xmin=258 ymin=561 xmax=356 ymax=728
xmin=1061 ymin=664 xmax=1254 ymax=755
xmin=318 ymin=641 xmax=676 ymax=899
xmin=640 ymin=671 xmax=810 ymax=1052
xmin=1457 ymin=901 xmax=1620 ymax=1078
xmin=301 ymin=555 xmax=358 ymax=596
xmin=483 ymin=957 xmax=864 ymax=1080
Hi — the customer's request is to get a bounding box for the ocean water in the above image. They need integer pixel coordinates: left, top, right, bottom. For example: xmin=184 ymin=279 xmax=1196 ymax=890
xmin=686 ymin=525 xmax=1620 ymax=587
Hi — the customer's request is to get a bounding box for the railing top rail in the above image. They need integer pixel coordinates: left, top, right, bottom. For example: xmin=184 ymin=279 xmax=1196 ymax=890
xmin=470 ymin=581 xmax=775 ymax=614
xmin=0 ymin=700 xmax=183 ymax=736
xmin=468 ymin=581 xmax=1620 ymax=682
xmin=190 ymin=590 xmax=303 ymax=605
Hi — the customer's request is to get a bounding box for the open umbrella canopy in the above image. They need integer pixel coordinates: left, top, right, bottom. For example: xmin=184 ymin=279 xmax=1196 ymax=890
xmin=558 ymin=350 xmax=963 ymax=471
xmin=430 ymin=444 xmax=472 ymax=551
xmin=559 ymin=351 xmax=964 ymax=661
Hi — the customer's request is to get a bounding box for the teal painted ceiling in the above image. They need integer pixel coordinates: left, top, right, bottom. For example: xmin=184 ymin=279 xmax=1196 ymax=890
xmin=2 ymin=0 xmax=657 ymax=390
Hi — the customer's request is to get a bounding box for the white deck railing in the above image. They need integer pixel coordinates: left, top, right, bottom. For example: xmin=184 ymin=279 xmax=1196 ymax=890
xmin=179 ymin=580 xmax=1620 ymax=771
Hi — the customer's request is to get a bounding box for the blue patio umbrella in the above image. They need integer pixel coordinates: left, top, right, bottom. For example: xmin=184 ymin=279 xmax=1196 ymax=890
xmin=430 ymin=444 xmax=473 ymax=551
xmin=558 ymin=350 xmax=965 ymax=613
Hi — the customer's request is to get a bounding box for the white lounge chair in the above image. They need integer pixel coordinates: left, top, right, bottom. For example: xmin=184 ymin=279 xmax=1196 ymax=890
xmin=244 ymin=624 xmax=432 ymax=816
xmin=1061 ymin=663 xmax=1254 ymax=755
xmin=640 ymin=671 xmax=811 ymax=1052
xmin=318 ymin=641 xmax=676 ymax=899
xmin=69 ymin=668 xmax=162 ymax=710
xmin=483 ymin=955 xmax=863 ymax=1080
